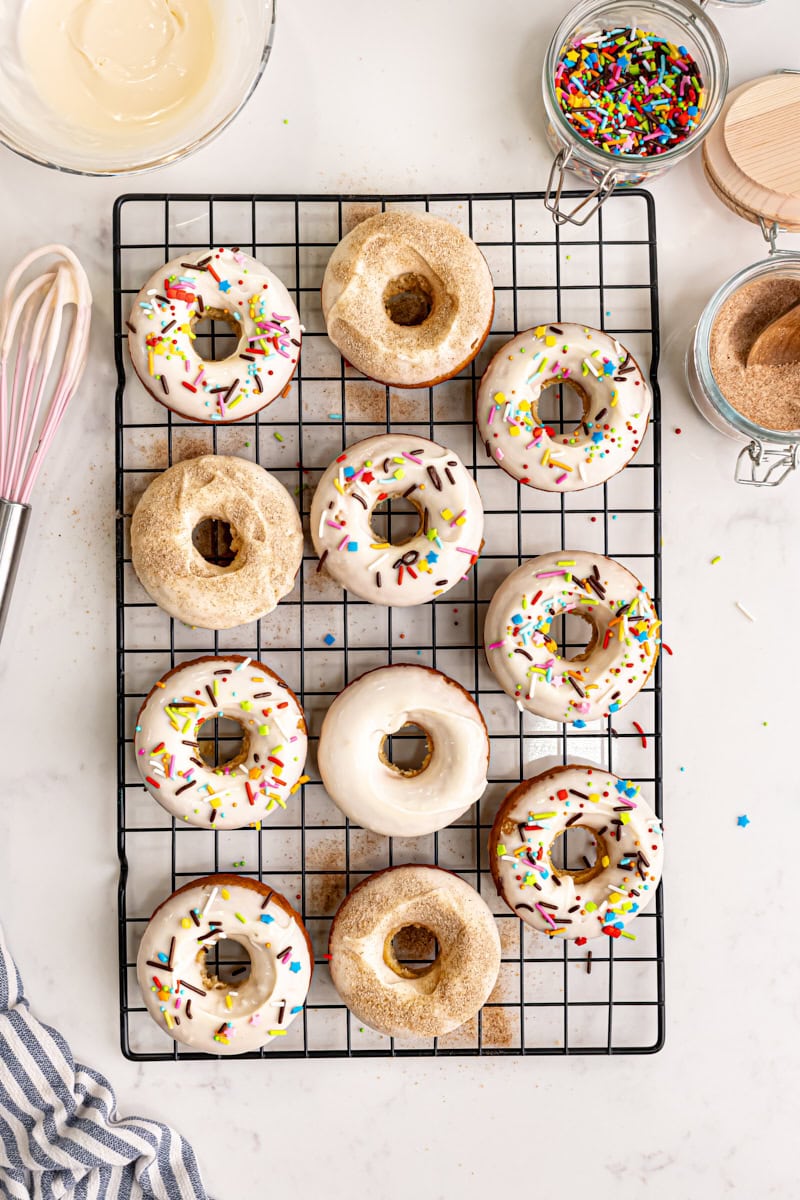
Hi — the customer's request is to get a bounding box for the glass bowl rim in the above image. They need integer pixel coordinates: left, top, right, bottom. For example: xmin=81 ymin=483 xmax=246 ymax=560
xmin=0 ymin=0 xmax=277 ymax=178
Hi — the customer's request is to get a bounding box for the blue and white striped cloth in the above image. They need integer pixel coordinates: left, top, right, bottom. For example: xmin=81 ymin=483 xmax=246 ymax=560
xmin=0 ymin=924 xmax=210 ymax=1199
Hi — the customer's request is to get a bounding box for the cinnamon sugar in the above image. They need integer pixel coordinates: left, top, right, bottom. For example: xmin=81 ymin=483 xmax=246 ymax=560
xmin=709 ymin=276 xmax=800 ymax=432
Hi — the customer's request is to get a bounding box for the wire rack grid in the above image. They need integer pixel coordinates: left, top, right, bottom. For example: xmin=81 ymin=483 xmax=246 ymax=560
xmin=113 ymin=190 xmax=664 ymax=1060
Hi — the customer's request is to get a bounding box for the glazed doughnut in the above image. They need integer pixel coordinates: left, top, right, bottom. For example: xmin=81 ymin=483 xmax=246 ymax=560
xmin=328 ymin=866 xmax=500 ymax=1039
xmin=484 ymin=551 xmax=660 ymax=724
xmin=131 ymin=455 xmax=303 ymax=630
xmin=134 ymin=655 xmax=308 ymax=830
xmin=136 ymin=875 xmax=313 ymax=1055
xmin=127 ymin=247 xmax=301 ymax=423
xmin=477 ymin=323 xmax=651 ymax=491
xmin=317 ymin=665 xmax=489 ymax=837
xmin=310 ymin=434 xmax=483 ymax=606
xmin=489 ymin=765 xmax=663 ymax=941
xmin=321 ymin=210 xmax=494 ymax=387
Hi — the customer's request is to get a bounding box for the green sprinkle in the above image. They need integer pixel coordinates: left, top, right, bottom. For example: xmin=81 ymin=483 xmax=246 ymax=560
xmin=235 ymin=912 xmax=247 ymax=924
xmin=274 ymin=432 xmax=284 ymax=443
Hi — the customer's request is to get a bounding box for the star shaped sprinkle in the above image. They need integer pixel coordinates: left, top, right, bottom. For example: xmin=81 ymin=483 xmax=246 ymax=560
xmin=218 ymin=280 xmax=232 ymax=293
xmin=737 ymin=814 xmax=750 ymax=828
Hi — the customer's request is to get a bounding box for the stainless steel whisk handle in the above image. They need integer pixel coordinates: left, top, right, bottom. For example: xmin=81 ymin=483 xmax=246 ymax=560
xmin=0 ymin=498 xmax=31 ymax=645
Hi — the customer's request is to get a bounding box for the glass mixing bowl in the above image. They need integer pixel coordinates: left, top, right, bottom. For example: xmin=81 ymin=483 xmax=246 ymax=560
xmin=0 ymin=0 xmax=276 ymax=176
xmin=542 ymin=0 xmax=728 ymax=225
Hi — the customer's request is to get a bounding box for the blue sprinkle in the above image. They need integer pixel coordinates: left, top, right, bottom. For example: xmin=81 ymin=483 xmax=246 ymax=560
xmin=323 ymin=633 xmax=336 ymax=646
xmin=574 ymin=719 xmax=586 ymax=728
xmin=289 ymin=962 xmax=301 ymax=974
xmin=260 ymin=914 xmax=274 ymax=924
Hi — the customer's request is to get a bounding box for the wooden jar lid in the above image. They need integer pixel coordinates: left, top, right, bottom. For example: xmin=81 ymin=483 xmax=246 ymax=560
xmin=703 ymin=73 xmax=800 ymax=232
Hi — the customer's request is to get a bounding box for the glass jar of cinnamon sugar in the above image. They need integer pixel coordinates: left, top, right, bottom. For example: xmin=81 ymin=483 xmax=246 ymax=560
xmin=685 ymin=70 xmax=800 ymax=486
xmin=687 ymin=256 xmax=800 ymax=486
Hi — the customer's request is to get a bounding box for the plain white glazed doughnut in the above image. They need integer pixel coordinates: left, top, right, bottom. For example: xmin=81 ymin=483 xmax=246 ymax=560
xmin=477 ymin=323 xmax=651 ymax=491
xmin=136 ymin=875 xmax=313 ymax=1055
xmin=310 ymin=434 xmax=484 ymax=607
xmin=317 ymin=665 xmax=490 ymax=837
xmin=321 ymin=210 xmax=494 ymax=388
xmin=130 ymin=455 xmax=303 ymax=630
xmin=490 ymin=765 xmax=663 ymax=942
xmin=484 ymin=551 xmax=660 ymax=724
xmin=127 ymin=247 xmax=301 ymax=423
xmin=134 ymin=655 xmax=309 ymax=830
xmin=328 ymin=865 xmax=501 ymax=1038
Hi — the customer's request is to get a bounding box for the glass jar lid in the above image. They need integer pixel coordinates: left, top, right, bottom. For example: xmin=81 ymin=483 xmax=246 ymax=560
xmin=703 ymin=71 xmax=800 ymax=232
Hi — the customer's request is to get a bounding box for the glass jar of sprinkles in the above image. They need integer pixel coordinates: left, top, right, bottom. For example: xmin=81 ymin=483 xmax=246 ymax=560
xmin=542 ymin=0 xmax=728 ymax=225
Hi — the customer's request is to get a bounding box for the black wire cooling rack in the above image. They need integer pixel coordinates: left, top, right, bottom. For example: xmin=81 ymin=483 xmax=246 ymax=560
xmin=113 ymin=190 xmax=664 ymax=1060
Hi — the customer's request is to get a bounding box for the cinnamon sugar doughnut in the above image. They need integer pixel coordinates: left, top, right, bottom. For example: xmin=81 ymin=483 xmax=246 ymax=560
xmin=131 ymin=455 xmax=303 ymax=630
xmin=328 ymin=865 xmax=500 ymax=1039
xmin=321 ymin=211 xmax=494 ymax=388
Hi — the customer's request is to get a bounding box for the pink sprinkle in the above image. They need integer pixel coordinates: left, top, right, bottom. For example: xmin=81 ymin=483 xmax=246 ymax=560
xmin=272 ymin=312 xmax=292 ymax=322
xmin=618 ymin=796 xmax=637 ymax=809
xmin=487 ymin=406 xmax=496 ymax=425
xmin=337 ymin=534 xmax=349 ymax=551
xmin=536 ymin=569 xmax=567 ymax=578
xmin=496 ymin=448 xmax=505 ymax=461
xmin=402 ymin=452 xmax=423 ymax=464
xmin=326 ymin=519 xmax=343 ymax=530
xmin=555 ymin=472 xmax=568 ymax=484
xmin=193 ymin=369 xmax=205 ymax=387
xmin=488 ymin=640 xmax=505 ymax=650
xmin=168 ymin=755 xmax=175 ymax=779
xmin=535 ymin=902 xmax=557 ymax=929
xmin=456 ymin=547 xmax=478 ymax=556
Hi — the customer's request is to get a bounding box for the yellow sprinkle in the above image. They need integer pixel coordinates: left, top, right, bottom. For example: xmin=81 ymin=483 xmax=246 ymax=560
xmin=181 ymin=918 xmax=192 ymax=929
xmin=333 ymin=479 xmax=344 ymax=494
xmin=225 ymin=995 xmax=234 ymax=1010
xmin=235 ymin=912 xmax=246 ymax=923
xmin=370 ymin=542 xmax=390 ymax=550
xmin=221 ymin=888 xmax=230 ymax=900
xmin=496 ymin=844 xmax=507 ymax=856
xmin=711 ymin=555 xmax=721 ymax=565
xmin=545 ymin=335 xmax=557 ymax=347
xmin=269 ymin=1029 xmax=288 ymax=1036
xmin=289 ymin=775 xmax=310 ymax=795
xmin=601 ymin=855 xmax=610 ymax=868
xmin=163 ymin=1011 xmax=174 ymax=1029
xmin=494 ymin=391 xmax=506 ymax=403
xmin=588 ymin=792 xmax=599 ymax=803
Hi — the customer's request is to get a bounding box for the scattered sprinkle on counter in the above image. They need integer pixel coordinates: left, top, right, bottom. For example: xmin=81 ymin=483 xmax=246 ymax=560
xmin=737 ymin=814 xmax=750 ymax=828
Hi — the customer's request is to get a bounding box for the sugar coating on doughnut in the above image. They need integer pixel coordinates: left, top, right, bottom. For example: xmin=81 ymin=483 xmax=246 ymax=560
xmin=490 ymin=765 xmax=663 ymax=941
xmin=321 ymin=210 xmax=494 ymax=388
xmin=317 ymin=664 xmax=489 ymax=837
xmin=131 ymin=455 xmax=303 ymax=630
xmin=136 ymin=875 xmax=313 ymax=1055
xmin=484 ymin=551 xmax=660 ymax=724
xmin=135 ymin=655 xmax=309 ymax=830
xmin=127 ymin=247 xmax=301 ymax=423
xmin=329 ymin=866 xmax=501 ymax=1039
xmin=310 ymin=433 xmax=484 ymax=607
xmin=477 ymin=323 xmax=651 ymax=492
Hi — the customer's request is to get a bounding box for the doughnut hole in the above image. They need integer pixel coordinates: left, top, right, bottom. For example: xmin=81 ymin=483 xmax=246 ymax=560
xmin=192 ymin=517 xmax=237 ymax=567
xmin=199 ymin=936 xmax=255 ymax=988
xmin=369 ymin=494 xmax=423 ymax=547
xmin=190 ymin=307 xmax=244 ymax=362
xmin=383 ymin=272 xmax=435 ymax=326
xmin=549 ymin=825 xmax=608 ymax=885
xmin=384 ymin=924 xmax=440 ymax=980
xmin=197 ymin=715 xmax=250 ymax=770
xmin=379 ymin=722 xmax=432 ymax=777
xmin=534 ymin=379 xmax=589 ymax=438
xmin=544 ymin=608 xmax=598 ymax=663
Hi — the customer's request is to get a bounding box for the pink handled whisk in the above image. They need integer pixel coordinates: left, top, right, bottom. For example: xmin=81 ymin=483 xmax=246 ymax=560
xmin=0 ymin=245 xmax=92 ymax=643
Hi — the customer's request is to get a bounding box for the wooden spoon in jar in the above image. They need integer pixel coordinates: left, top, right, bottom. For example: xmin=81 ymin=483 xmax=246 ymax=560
xmin=747 ymin=301 xmax=800 ymax=367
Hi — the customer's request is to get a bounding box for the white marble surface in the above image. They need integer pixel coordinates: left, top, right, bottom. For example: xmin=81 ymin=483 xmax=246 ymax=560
xmin=1 ymin=2 xmax=799 ymax=1196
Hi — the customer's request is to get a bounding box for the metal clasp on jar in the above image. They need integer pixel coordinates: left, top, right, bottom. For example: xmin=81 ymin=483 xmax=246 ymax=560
xmin=544 ymin=146 xmax=619 ymax=227
xmin=735 ymin=440 xmax=798 ymax=487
